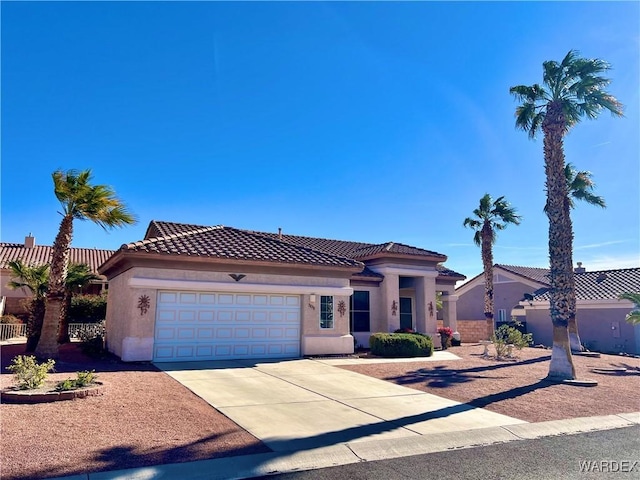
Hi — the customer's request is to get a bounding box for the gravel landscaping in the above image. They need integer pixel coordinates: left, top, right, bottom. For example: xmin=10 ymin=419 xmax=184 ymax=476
xmin=1 ymin=342 xmax=638 ymax=480
xmin=340 ymin=344 xmax=640 ymax=423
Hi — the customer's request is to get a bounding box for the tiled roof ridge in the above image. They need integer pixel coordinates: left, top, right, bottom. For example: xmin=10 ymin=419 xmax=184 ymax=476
xmin=247 ymin=229 xmax=376 ymax=249
xmin=576 ymin=266 xmax=640 ymax=275
xmin=238 ymin=228 xmax=365 ymax=267
xmin=123 ymin=225 xmax=224 ymax=250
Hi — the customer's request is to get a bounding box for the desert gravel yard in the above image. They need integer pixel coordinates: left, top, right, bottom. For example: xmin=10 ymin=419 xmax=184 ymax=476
xmin=0 ymin=343 xmax=269 ymax=480
xmin=1 ymin=342 xmax=638 ymax=480
xmin=339 ymin=345 xmax=640 ymax=423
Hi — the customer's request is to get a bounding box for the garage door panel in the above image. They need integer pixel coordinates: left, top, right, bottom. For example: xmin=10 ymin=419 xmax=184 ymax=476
xmin=154 ymin=290 xmax=301 ymax=362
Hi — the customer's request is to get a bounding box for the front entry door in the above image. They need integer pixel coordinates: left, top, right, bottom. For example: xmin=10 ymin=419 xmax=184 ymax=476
xmin=399 ymin=297 xmax=413 ymax=330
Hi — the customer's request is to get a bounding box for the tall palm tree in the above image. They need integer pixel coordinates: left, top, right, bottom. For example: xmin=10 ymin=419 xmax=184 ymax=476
xmin=58 ymin=263 xmax=102 ymax=344
xmin=543 ymin=163 xmax=607 ymax=351
xmin=564 ymin=163 xmax=606 ymax=210
xmin=6 ymin=260 xmax=50 ymax=351
xmin=511 ymin=50 xmax=623 ymax=380
xmin=618 ymin=293 xmax=640 ymax=325
xmin=35 ymin=169 xmax=136 ymax=358
xmin=464 ymin=194 xmax=521 ymax=340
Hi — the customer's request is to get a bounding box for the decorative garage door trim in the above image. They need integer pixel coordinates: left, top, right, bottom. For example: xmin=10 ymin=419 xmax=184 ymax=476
xmin=153 ymin=290 xmax=301 ymax=362
xmin=130 ymin=277 xmax=353 ymax=296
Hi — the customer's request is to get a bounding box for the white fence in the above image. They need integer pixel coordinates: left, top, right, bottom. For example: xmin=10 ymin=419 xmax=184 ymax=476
xmin=0 ymin=323 xmax=27 ymax=341
xmin=68 ymin=322 xmax=105 ymax=339
xmin=0 ymin=322 xmax=104 ymax=341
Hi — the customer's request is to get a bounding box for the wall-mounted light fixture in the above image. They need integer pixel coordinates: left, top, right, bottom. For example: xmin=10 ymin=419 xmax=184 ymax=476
xmin=309 ymin=294 xmax=316 ymax=310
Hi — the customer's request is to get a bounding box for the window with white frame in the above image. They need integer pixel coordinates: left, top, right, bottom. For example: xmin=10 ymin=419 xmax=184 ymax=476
xmin=498 ymin=309 xmax=507 ymax=323
xmin=320 ymin=295 xmax=334 ymax=329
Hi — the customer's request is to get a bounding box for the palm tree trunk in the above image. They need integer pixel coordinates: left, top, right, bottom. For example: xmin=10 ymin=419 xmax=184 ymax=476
xmin=35 ymin=215 xmax=73 ymax=359
xmin=564 ymin=201 xmax=583 ymax=352
xmin=57 ymin=292 xmax=72 ymax=344
xmin=481 ymin=223 xmax=495 ymax=340
xmin=543 ymin=102 xmax=576 ymax=380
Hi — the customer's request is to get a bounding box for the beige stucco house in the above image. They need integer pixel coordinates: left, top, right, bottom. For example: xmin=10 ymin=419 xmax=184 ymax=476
xmin=456 ymin=263 xmax=640 ymax=354
xmin=99 ymin=221 xmax=465 ymax=362
xmin=0 ymin=235 xmax=111 ymax=317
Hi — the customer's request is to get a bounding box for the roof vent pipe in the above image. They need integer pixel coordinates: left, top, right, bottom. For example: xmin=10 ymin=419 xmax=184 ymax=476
xmin=278 ymin=227 xmax=282 ymax=241
xmin=575 ymin=262 xmax=586 ymax=274
xmin=24 ymin=234 xmax=35 ymax=249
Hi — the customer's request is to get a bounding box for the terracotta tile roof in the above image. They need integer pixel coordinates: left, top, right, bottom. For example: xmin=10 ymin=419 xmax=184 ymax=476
xmin=0 ymin=242 xmax=114 ymax=274
xmin=437 ymin=264 xmax=466 ymax=279
xmin=532 ymin=267 xmax=640 ymax=301
xmin=246 ymin=230 xmax=446 ymax=260
xmin=134 ymin=221 xmax=463 ymax=278
xmin=124 ymin=223 xmax=363 ymax=269
xmin=497 ymin=264 xmax=551 ymax=285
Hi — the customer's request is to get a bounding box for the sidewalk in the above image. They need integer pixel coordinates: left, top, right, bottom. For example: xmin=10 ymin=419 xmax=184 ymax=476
xmin=52 ymin=412 xmax=640 ymax=480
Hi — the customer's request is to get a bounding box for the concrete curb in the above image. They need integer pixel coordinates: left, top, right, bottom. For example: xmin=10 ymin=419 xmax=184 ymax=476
xmin=50 ymin=412 xmax=640 ymax=480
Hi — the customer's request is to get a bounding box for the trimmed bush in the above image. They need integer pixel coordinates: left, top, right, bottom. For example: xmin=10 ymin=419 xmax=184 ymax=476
xmin=369 ymin=333 xmax=434 ymax=358
xmin=68 ymin=294 xmax=106 ymax=323
xmin=6 ymin=355 xmax=55 ymax=390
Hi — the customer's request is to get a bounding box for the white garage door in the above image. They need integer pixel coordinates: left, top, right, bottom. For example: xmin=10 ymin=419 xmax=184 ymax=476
xmin=154 ymin=290 xmax=301 ymax=362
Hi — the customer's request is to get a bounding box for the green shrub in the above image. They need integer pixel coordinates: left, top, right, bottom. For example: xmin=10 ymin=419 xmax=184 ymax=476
xmin=54 ymin=370 xmax=98 ymax=391
xmin=6 ymin=355 xmax=55 ymax=390
xmin=491 ymin=324 xmax=533 ymax=358
xmin=68 ymin=294 xmax=107 ymax=323
xmin=78 ymin=323 xmax=106 ymax=357
xmin=369 ymin=333 xmax=434 ymax=358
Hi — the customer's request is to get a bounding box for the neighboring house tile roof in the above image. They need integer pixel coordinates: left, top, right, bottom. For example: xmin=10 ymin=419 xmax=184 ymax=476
xmin=123 ymin=224 xmax=364 ymax=269
xmin=141 ymin=221 xmax=464 ymax=279
xmin=532 ymin=267 xmax=640 ymax=301
xmin=497 ymin=265 xmax=551 ymax=285
xmin=0 ymin=242 xmax=114 ymax=274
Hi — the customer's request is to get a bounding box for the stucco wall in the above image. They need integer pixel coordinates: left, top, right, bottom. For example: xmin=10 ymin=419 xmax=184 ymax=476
xmin=457 ymin=281 xmax=537 ymax=321
xmin=105 ymin=266 xmax=354 ymax=361
xmin=526 ymin=307 xmax=638 ymax=354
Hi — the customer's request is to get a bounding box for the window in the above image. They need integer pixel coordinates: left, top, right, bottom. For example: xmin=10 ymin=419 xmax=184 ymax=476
xmin=400 ymin=297 xmax=413 ymax=330
xmin=320 ymin=295 xmax=334 ymax=329
xmin=498 ymin=309 xmax=507 ymax=323
xmin=350 ymin=291 xmax=370 ymax=332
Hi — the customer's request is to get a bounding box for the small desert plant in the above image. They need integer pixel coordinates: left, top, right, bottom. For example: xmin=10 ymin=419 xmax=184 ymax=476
xmin=491 ymin=324 xmax=533 ymax=358
xmin=6 ymin=355 xmax=55 ymax=390
xmin=0 ymin=315 xmax=22 ymax=324
xmin=78 ymin=322 xmax=106 ymax=357
xmin=55 ymin=370 xmax=97 ymax=391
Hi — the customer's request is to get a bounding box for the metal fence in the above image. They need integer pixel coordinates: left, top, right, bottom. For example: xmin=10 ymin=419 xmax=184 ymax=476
xmin=68 ymin=322 xmax=105 ymax=339
xmin=0 ymin=323 xmax=27 ymax=341
xmin=0 ymin=322 xmax=104 ymax=341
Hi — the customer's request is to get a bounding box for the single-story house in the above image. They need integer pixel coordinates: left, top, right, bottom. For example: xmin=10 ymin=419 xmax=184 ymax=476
xmin=519 ymin=267 xmax=640 ymax=355
xmin=456 ymin=264 xmax=551 ymax=341
xmin=98 ymin=220 xmax=465 ymax=362
xmin=456 ymin=263 xmax=639 ymax=354
xmin=0 ymin=235 xmax=112 ymax=317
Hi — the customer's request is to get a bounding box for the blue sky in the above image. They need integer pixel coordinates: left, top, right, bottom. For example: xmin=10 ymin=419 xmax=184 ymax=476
xmin=2 ymin=1 xmax=638 ymax=282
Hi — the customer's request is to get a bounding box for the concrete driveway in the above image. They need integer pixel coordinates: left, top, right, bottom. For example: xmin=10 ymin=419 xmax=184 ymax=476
xmin=157 ymin=357 xmax=527 ymax=452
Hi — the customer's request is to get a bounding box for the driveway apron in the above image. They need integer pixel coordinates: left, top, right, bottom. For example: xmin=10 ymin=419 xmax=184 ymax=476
xmin=157 ymin=359 xmax=527 ymax=452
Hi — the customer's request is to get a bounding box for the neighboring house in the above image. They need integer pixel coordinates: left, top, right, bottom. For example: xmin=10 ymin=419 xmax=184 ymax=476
xmin=456 ymin=263 xmax=640 ymax=354
xmin=99 ymin=220 xmax=465 ymax=362
xmin=0 ymin=235 xmax=113 ymax=316
xmin=456 ymin=264 xmax=550 ymax=341
xmin=522 ymin=267 xmax=640 ymax=355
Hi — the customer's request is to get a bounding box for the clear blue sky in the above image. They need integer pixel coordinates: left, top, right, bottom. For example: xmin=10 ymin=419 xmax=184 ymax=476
xmin=2 ymin=1 xmax=638 ymax=282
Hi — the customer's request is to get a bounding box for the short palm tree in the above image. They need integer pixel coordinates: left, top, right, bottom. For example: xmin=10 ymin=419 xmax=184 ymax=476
xmin=6 ymin=260 xmax=50 ymax=351
xmin=35 ymin=169 xmax=136 ymax=358
xmin=464 ymin=194 xmax=521 ymax=340
xmin=511 ymin=50 xmax=623 ymax=380
xmin=618 ymin=293 xmax=640 ymax=325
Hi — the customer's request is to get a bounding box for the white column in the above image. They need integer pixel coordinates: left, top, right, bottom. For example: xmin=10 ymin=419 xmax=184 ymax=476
xmin=442 ymin=294 xmax=459 ymax=332
xmin=415 ymin=274 xmax=438 ymax=339
xmin=380 ymin=273 xmax=400 ymax=332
